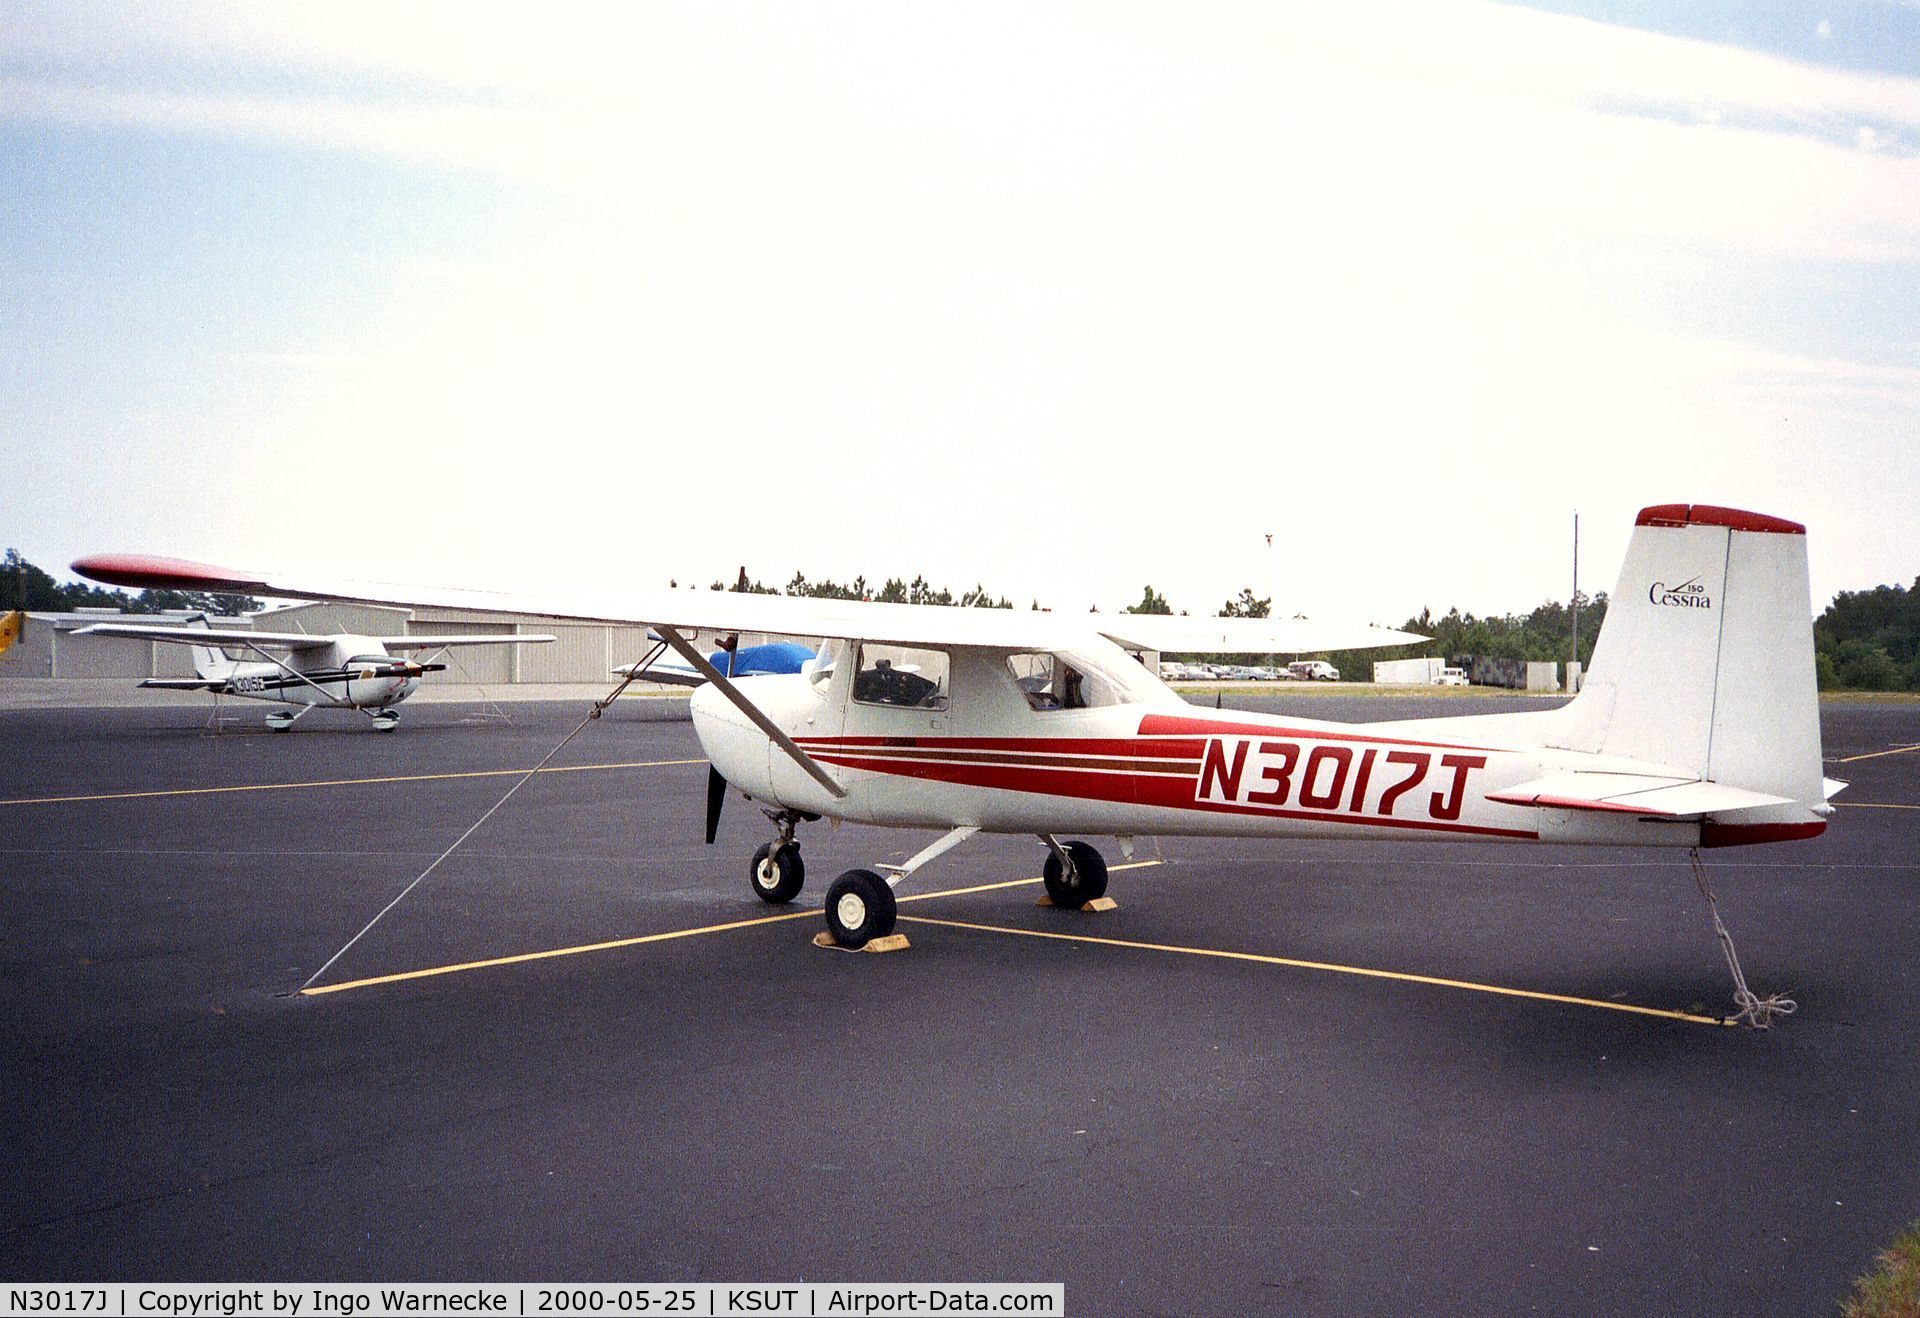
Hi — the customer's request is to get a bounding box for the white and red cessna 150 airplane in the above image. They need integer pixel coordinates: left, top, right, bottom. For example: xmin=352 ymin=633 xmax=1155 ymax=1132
xmin=75 ymin=503 xmax=1838 ymax=983
xmin=72 ymin=614 xmax=555 ymax=730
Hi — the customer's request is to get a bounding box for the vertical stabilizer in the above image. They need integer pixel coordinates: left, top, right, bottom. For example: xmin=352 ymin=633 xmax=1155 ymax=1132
xmin=180 ymin=613 xmax=236 ymax=681
xmin=1548 ymin=505 xmax=1823 ymax=814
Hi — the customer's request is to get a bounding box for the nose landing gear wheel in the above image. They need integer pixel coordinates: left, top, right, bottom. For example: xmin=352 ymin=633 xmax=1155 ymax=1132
xmin=824 ymin=869 xmax=896 ymax=948
xmin=371 ymin=711 xmax=400 ymax=732
xmin=1043 ymin=840 xmax=1109 ymax=908
xmin=749 ymin=842 xmax=805 ymax=904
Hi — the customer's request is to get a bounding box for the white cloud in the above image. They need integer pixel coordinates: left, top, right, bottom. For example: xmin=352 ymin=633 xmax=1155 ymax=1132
xmin=7 ymin=2 xmax=1917 ymax=612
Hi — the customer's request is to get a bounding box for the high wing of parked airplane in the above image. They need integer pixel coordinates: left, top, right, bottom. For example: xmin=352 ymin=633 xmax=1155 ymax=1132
xmin=618 ymin=640 xmax=820 ymax=688
xmin=74 ymin=503 xmax=1840 ymax=1023
xmin=71 ymin=615 xmax=556 ymax=730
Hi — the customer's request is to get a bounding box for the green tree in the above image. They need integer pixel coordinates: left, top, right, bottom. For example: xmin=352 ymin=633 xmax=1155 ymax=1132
xmin=1219 ymin=587 xmax=1271 ymax=619
xmin=1125 ymin=585 xmax=1172 ymax=615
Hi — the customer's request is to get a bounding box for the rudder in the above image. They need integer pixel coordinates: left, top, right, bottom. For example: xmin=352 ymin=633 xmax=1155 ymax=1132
xmin=1549 ymin=504 xmax=1823 ymax=814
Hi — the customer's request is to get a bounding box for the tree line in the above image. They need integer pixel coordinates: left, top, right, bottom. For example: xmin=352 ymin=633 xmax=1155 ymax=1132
xmin=13 ymin=547 xmax=1915 ymax=690
xmin=1815 ymin=579 xmax=1920 ymax=691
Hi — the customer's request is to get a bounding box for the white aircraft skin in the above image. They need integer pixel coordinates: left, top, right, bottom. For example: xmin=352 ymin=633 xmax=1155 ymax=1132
xmin=72 ymin=617 xmax=555 ymax=730
xmin=72 ymin=503 xmax=1838 ymax=952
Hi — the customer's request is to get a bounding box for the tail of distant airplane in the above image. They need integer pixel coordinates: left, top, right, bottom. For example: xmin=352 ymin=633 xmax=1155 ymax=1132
xmin=1542 ymin=504 xmax=1825 ymax=824
xmin=179 ymin=613 xmax=238 ymax=681
xmin=0 ymin=609 xmax=21 ymax=659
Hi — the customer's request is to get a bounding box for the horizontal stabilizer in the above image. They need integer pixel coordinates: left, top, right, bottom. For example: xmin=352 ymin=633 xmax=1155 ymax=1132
xmin=615 ymin=662 xmax=703 ymax=687
xmin=1489 ymin=771 xmax=1794 ymax=818
xmin=138 ymin=678 xmax=227 ymax=691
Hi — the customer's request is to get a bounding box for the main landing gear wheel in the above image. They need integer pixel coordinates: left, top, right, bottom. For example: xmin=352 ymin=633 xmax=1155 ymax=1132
xmin=749 ymin=842 xmax=805 ymax=904
xmin=1043 ymin=840 xmax=1109 ymax=908
xmin=825 ymin=869 xmax=897 ymax=949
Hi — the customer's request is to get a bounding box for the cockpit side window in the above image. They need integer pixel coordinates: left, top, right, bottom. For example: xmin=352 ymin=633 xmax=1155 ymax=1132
xmin=852 ymin=644 xmax=949 ymax=709
xmin=1007 ymin=651 xmax=1137 ymax=710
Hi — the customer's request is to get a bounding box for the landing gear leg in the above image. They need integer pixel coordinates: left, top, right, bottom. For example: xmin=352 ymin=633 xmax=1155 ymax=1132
xmin=1039 ymin=835 xmax=1109 ymax=908
xmin=822 ymin=824 xmax=980 ymax=949
xmin=750 ymin=809 xmax=809 ymax=904
xmin=265 ymin=705 xmax=315 ymax=733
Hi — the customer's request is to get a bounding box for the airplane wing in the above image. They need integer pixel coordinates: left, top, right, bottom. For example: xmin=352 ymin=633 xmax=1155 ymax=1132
xmin=1487 ymin=771 xmax=1794 ymax=818
xmin=1096 ymin=614 xmax=1428 ymax=655
xmin=70 ymin=554 xmax=1423 ymax=655
xmin=73 ymin=622 xmax=335 ymax=651
xmin=381 ymin=634 xmax=557 ymax=649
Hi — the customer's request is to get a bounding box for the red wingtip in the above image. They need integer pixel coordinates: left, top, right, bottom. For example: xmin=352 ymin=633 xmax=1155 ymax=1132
xmin=70 ymin=553 xmax=272 ymax=594
xmin=1633 ymin=504 xmax=1805 ymax=535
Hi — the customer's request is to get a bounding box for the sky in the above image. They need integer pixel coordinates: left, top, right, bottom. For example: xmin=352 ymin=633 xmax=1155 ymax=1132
xmin=4 ymin=1 xmax=1916 ymax=626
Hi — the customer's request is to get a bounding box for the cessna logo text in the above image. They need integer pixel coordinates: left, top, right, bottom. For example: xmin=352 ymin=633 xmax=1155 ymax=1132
xmin=1649 ymin=575 xmax=1712 ymax=609
xmin=1196 ymin=736 xmax=1485 ymax=821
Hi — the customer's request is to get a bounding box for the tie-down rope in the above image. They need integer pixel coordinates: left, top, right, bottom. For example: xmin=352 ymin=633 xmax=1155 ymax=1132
xmin=1689 ymin=847 xmax=1796 ymax=1029
xmin=293 ymin=642 xmax=667 ymax=993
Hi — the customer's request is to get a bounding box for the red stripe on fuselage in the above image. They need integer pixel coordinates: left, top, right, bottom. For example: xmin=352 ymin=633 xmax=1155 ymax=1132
xmin=809 ymin=750 xmax=1538 ymax=839
xmin=1134 ymin=713 xmax=1507 ymax=753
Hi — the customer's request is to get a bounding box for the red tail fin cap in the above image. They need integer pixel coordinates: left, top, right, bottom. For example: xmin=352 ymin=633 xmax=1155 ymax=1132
xmin=1633 ymin=504 xmax=1805 ymax=535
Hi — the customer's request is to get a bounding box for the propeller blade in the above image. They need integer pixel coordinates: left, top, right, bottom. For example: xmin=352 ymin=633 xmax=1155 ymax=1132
xmin=704 ymin=766 xmax=728 ymax=845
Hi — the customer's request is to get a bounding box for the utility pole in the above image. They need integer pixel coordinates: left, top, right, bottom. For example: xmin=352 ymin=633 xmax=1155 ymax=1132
xmin=1570 ymin=510 xmax=1580 ymax=689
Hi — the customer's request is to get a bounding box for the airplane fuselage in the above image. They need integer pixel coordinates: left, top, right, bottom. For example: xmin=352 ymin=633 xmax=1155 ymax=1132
xmin=206 ymin=636 xmax=420 ymax=709
xmin=693 ymin=645 xmax=1823 ymax=851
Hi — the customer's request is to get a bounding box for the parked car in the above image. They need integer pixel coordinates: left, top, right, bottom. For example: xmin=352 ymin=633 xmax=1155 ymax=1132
xmin=1287 ymin=660 xmax=1341 ymax=681
xmin=1434 ymin=667 xmax=1469 ymax=686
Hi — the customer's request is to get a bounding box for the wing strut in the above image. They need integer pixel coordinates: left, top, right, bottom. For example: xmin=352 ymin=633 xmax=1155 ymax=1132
xmin=654 ymin=624 xmax=847 ymax=800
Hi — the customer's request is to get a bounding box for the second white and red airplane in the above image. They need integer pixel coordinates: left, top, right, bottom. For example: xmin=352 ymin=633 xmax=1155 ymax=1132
xmin=73 ymin=614 xmax=554 ymax=730
xmin=74 ymin=503 xmax=1838 ymax=971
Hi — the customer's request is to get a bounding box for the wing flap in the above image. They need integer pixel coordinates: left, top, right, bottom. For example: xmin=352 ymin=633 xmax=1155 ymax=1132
xmin=1489 ymin=771 xmax=1795 ymax=818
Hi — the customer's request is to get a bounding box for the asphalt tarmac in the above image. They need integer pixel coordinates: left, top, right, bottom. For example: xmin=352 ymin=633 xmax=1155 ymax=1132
xmin=1 ymin=691 xmax=1916 ymax=1314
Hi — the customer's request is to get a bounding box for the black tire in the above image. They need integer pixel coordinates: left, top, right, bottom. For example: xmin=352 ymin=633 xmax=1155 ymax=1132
xmin=1042 ymin=840 xmax=1109 ymax=908
xmin=749 ymin=842 xmax=805 ymax=904
xmin=824 ymin=869 xmax=897 ymax=948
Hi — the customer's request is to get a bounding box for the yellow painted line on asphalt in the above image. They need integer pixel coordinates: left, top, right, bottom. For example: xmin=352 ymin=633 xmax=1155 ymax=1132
xmin=894 ymin=915 xmax=1735 ymax=1028
xmin=0 ymin=759 xmax=709 ymax=808
xmin=300 ymin=907 xmax=825 ymax=994
xmin=300 ymin=861 xmax=1165 ymax=996
xmin=1832 ymin=744 xmax=1920 ymax=764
